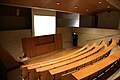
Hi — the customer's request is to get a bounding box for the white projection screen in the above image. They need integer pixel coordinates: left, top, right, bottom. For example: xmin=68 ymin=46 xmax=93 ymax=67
xmin=34 ymin=15 xmax=56 ymax=36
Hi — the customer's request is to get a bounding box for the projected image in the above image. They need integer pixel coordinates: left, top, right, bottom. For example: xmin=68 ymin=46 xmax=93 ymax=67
xmin=34 ymin=15 xmax=56 ymax=36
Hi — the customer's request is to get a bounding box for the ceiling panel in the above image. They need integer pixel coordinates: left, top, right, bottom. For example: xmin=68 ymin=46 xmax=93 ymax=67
xmin=0 ymin=0 xmax=119 ymax=14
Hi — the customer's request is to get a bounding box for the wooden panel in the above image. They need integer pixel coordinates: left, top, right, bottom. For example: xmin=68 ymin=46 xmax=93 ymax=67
xmin=35 ymin=35 xmax=54 ymax=46
xmin=36 ymin=43 xmax=50 ymax=56
xmin=21 ymin=34 xmax=63 ymax=58
xmin=22 ymin=37 xmax=36 ymax=57
xmin=49 ymin=43 xmax=55 ymax=52
xmin=0 ymin=0 xmax=118 ymax=14
xmin=54 ymin=34 xmax=63 ymax=50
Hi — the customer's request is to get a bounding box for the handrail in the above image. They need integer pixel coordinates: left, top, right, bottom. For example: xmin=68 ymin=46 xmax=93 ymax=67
xmin=87 ymin=33 xmax=120 ymax=42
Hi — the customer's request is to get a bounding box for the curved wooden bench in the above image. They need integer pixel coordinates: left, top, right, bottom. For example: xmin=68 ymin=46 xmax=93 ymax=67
xmin=72 ymin=50 xmax=120 ymax=80
xmin=35 ymin=41 xmax=105 ymax=72
xmin=26 ymin=42 xmax=98 ymax=80
xmin=22 ymin=43 xmax=89 ymax=68
xmin=21 ymin=43 xmax=89 ymax=79
xmin=26 ymin=39 xmax=116 ymax=80
xmin=49 ymin=38 xmax=116 ymax=76
xmin=28 ymin=42 xmax=98 ymax=70
xmin=23 ymin=47 xmax=81 ymax=64
xmin=22 ymin=47 xmax=79 ymax=66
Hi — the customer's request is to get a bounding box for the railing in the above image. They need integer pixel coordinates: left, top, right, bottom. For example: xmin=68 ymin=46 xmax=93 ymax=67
xmin=86 ymin=33 xmax=120 ymax=42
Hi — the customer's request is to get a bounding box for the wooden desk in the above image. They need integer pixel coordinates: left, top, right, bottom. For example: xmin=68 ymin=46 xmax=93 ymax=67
xmin=21 ymin=43 xmax=89 ymax=79
xmin=22 ymin=43 xmax=89 ymax=68
xmin=72 ymin=50 xmax=120 ymax=80
xmin=35 ymin=41 xmax=105 ymax=72
xmin=22 ymin=48 xmax=78 ymax=67
xmin=29 ymin=42 xmax=95 ymax=70
xmin=49 ymin=38 xmax=116 ymax=75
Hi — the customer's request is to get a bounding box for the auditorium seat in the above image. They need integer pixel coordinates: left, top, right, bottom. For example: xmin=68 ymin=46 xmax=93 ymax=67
xmin=21 ymin=43 xmax=91 ymax=79
xmin=72 ymin=49 xmax=120 ymax=80
xmin=49 ymin=39 xmax=116 ymax=79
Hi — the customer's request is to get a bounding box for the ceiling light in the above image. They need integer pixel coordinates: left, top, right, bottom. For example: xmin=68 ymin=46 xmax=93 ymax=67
xmin=86 ymin=9 xmax=88 ymax=11
xmin=107 ymin=6 xmax=110 ymax=8
xmin=57 ymin=2 xmax=60 ymax=5
xmin=74 ymin=6 xmax=77 ymax=8
xmin=98 ymin=1 xmax=102 ymax=4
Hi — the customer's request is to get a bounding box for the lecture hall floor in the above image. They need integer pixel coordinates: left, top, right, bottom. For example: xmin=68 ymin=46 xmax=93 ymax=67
xmin=7 ymin=45 xmax=120 ymax=80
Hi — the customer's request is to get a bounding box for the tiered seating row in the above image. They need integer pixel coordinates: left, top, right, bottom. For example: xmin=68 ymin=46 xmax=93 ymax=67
xmin=20 ymin=38 xmax=117 ymax=80
xmin=21 ymin=42 xmax=90 ymax=79
xmin=72 ymin=50 xmax=120 ymax=80
xmin=49 ymin=38 xmax=116 ymax=76
xmin=22 ymin=43 xmax=89 ymax=68
xmin=36 ymin=41 xmax=105 ymax=72
xmin=21 ymin=41 xmax=98 ymax=80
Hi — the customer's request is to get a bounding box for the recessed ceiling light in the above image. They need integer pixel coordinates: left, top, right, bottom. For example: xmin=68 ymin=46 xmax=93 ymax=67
xmin=57 ymin=2 xmax=60 ymax=5
xmin=98 ymin=1 xmax=102 ymax=4
xmin=107 ymin=6 xmax=110 ymax=8
xmin=74 ymin=6 xmax=77 ymax=8
xmin=86 ymin=9 xmax=88 ymax=11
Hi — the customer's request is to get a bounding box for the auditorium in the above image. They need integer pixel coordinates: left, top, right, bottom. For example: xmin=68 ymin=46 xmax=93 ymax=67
xmin=0 ymin=0 xmax=120 ymax=80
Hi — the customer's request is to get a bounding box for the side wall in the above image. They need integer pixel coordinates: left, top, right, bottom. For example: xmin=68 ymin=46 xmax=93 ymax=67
xmin=72 ymin=27 xmax=120 ymax=46
xmin=0 ymin=27 xmax=73 ymax=60
xmin=57 ymin=27 xmax=73 ymax=48
xmin=0 ymin=27 xmax=120 ymax=60
xmin=0 ymin=29 xmax=31 ymax=60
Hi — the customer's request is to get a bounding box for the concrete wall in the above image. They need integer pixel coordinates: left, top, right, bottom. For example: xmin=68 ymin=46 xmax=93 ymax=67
xmin=0 ymin=27 xmax=73 ymax=60
xmin=0 ymin=29 xmax=31 ymax=61
xmin=0 ymin=27 xmax=120 ymax=60
xmin=72 ymin=27 xmax=120 ymax=46
xmin=57 ymin=27 xmax=73 ymax=48
xmin=98 ymin=11 xmax=120 ymax=29
xmin=80 ymin=15 xmax=92 ymax=27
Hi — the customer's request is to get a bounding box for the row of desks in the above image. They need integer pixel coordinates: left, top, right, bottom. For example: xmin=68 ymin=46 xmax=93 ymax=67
xmin=21 ymin=38 xmax=117 ymax=80
xmin=36 ymin=41 xmax=106 ymax=72
xmin=48 ymin=39 xmax=116 ymax=76
xmin=22 ymin=43 xmax=89 ymax=68
xmin=21 ymin=42 xmax=91 ymax=79
xmin=72 ymin=50 xmax=120 ymax=80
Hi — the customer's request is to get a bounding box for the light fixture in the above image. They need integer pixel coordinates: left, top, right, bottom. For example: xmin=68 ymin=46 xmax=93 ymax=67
xmin=74 ymin=6 xmax=77 ymax=9
xmin=86 ymin=9 xmax=88 ymax=11
xmin=107 ymin=6 xmax=110 ymax=8
xmin=57 ymin=2 xmax=60 ymax=5
xmin=98 ymin=1 xmax=102 ymax=4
